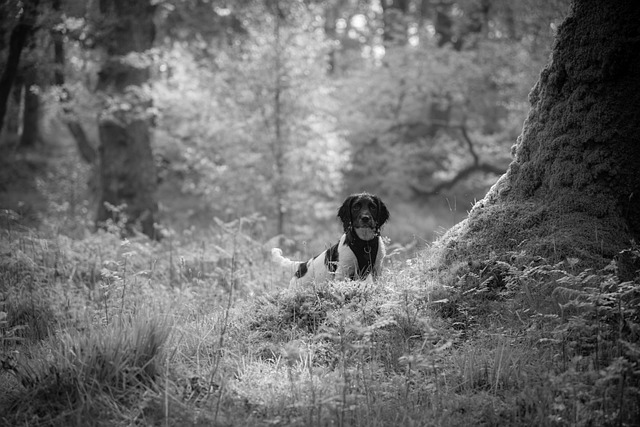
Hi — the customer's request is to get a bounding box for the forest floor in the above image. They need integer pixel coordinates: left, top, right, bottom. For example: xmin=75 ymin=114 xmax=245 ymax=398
xmin=0 ymin=145 xmax=639 ymax=426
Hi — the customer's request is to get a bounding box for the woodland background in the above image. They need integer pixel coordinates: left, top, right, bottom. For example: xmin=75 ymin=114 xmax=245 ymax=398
xmin=0 ymin=0 xmax=568 ymax=250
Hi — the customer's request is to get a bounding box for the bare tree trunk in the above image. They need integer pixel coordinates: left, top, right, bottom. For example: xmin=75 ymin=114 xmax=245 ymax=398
xmin=95 ymin=0 xmax=158 ymax=238
xmin=381 ymin=0 xmax=409 ymax=46
xmin=19 ymin=66 xmax=39 ymax=147
xmin=52 ymin=0 xmax=96 ymax=162
xmin=271 ymin=0 xmax=286 ymax=236
xmin=0 ymin=0 xmax=39 ymax=136
xmin=1 ymin=76 xmax=23 ymax=142
xmin=324 ymin=1 xmax=338 ymax=74
xmin=434 ymin=0 xmax=640 ymax=267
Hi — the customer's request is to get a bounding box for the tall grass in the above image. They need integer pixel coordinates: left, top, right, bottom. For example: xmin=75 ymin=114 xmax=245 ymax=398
xmin=3 ymin=310 xmax=171 ymax=425
xmin=1 ymin=210 xmax=639 ymax=426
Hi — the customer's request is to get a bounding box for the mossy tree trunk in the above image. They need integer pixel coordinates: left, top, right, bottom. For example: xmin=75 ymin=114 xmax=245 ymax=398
xmin=435 ymin=0 xmax=640 ymax=267
xmin=95 ymin=0 xmax=158 ymax=238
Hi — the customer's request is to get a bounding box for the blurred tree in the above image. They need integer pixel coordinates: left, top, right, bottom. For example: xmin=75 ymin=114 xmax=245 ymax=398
xmin=270 ymin=0 xmax=287 ymax=235
xmin=435 ymin=0 xmax=640 ymax=264
xmin=94 ymin=0 xmax=158 ymax=238
xmin=323 ymin=0 xmax=340 ymax=73
xmin=0 ymin=0 xmax=97 ymax=153
xmin=146 ymin=0 xmax=571 ymax=241
xmin=381 ymin=0 xmax=409 ymax=45
xmin=18 ymin=64 xmax=40 ymax=146
xmin=157 ymin=0 xmax=248 ymax=50
xmin=51 ymin=0 xmax=96 ymax=163
xmin=335 ymin=0 xmax=568 ymax=208
xmin=0 ymin=0 xmax=40 ymax=140
xmin=153 ymin=1 xmax=343 ymax=237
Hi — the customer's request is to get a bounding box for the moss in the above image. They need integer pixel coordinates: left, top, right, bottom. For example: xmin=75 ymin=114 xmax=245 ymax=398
xmin=430 ymin=0 xmax=640 ymax=282
xmin=430 ymin=193 xmax=630 ymax=287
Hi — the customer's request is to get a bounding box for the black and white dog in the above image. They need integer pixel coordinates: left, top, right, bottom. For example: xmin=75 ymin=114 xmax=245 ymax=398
xmin=271 ymin=192 xmax=389 ymax=286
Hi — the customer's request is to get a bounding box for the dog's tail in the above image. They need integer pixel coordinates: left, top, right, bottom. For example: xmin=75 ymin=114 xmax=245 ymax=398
xmin=271 ymin=248 xmax=299 ymax=269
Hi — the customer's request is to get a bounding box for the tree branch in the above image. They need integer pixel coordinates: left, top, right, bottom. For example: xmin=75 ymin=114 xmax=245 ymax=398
xmin=410 ymin=122 xmax=507 ymax=198
xmin=409 ymin=162 xmax=505 ymax=197
xmin=458 ymin=123 xmax=479 ymax=165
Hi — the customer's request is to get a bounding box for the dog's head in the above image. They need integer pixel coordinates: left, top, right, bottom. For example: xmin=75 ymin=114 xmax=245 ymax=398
xmin=337 ymin=193 xmax=389 ymax=238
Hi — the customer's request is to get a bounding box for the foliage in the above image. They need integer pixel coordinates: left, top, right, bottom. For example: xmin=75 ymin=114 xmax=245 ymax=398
xmin=1 ymin=0 xmax=569 ymax=244
xmin=338 ymin=36 xmax=543 ymax=203
xmin=435 ymin=246 xmax=640 ymax=425
xmin=153 ymin=4 xmax=346 ymax=237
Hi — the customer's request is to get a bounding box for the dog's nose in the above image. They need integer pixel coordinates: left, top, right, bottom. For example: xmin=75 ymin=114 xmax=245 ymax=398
xmin=362 ymin=215 xmax=371 ymax=223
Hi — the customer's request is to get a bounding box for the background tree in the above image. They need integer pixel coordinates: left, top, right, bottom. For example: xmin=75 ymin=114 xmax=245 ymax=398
xmin=433 ymin=0 xmax=640 ymax=267
xmin=94 ymin=0 xmax=158 ymax=238
xmin=50 ymin=0 xmax=96 ymax=163
xmin=0 ymin=0 xmax=94 ymax=153
xmin=0 ymin=0 xmax=40 ymax=140
xmin=327 ymin=0 xmax=567 ymax=242
xmin=153 ymin=1 xmax=343 ymax=242
xmin=381 ymin=0 xmax=409 ymax=45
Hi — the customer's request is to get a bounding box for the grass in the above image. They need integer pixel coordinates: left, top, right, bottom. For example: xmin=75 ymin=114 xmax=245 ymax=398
xmin=0 ymin=207 xmax=639 ymax=426
xmin=4 ymin=312 xmax=170 ymax=425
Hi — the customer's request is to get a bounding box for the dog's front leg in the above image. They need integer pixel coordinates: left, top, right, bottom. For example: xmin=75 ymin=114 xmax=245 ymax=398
xmin=335 ymin=244 xmax=357 ymax=281
xmin=371 ymin=238 xmax=385 ymax=282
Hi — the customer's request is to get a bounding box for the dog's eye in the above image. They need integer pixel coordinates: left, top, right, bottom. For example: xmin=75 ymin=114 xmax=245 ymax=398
xmin=353 ymin=202 xmax=361 ymax=211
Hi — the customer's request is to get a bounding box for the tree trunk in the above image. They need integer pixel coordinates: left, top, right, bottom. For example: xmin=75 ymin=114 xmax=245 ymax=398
xmin=433 ymin=0 xmax=640 ymax=268
xmin=1 ymin=76 xmax=23 ymax=142
xmin=324 ymin=1 xmax=338 ymax=74
xmin=19 ymin=66 xmax=39 ymax=147
xmin=271 ymin=0 xmax=286 ymax=236
xmin=381 ymin=0 xmax=409 ymax=45
xmin=0 ymin=0 xmax=39 ymax=136
xmin=95 ymin=0 xmax=158 ymax=238
xmin=51 ymin=0 xmax=96 ymax=163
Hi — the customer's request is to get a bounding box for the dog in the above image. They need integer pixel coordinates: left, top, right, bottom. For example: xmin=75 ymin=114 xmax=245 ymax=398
xmin=271 ymin=192 xmax=389 ymax=286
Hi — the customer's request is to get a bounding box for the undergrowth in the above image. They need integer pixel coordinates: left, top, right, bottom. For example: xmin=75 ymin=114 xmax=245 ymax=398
xmin=1 ymin=208 xmax=639 ymax=426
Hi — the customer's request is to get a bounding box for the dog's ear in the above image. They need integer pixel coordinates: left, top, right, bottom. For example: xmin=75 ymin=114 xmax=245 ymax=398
xmin=375 ymin=196 xmax=389 ymax=227
xmin=337 ymin=195 xmax=355 ymax=232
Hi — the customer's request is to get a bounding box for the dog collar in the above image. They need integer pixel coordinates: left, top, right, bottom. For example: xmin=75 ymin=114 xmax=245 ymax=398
xmin=352 ymin=226 xmax=379 ymax=241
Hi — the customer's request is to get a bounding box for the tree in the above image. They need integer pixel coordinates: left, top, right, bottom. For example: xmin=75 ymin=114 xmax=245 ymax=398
xmin=94 ymin=0 xmax=158 ymax=238
xmin=18 ymin=65 xmax=40 ymax=147
xmin=152 ymin=2 xmax=342 ymax=238
xmin=52 ymin=0 xmax=96 ymax=163
xmin=0 ymin=0 xmax=39 ymax=138
xmin=381 ymin=0 xmax=409 ymax=45
xmin=325 ymin=0 xmax=567 ymax=215
xmin=433 ymin=0 xmax=640 ymax=267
